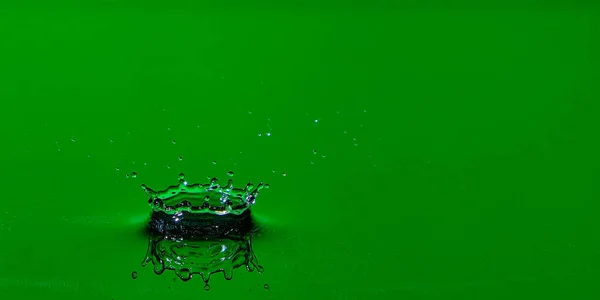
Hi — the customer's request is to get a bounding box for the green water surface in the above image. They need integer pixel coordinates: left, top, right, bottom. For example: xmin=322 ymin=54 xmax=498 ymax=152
xmin=0 ymin=2 xmax=598 ymax=299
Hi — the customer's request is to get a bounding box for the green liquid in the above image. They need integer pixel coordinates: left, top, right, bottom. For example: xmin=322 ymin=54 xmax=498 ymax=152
xmin=140 ymin=173 xmax=267 ymax=289
xmin=141 ymin=233 xmax=262 ymax=290
xmin=142 ymin=173 xmax=269 ymax=216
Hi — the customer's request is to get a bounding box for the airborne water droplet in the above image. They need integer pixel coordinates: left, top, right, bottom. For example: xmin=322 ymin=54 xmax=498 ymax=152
xmin=131 ymin=172 xmax=137 ymax=178
xmin=178 ymin=156 xmax=183 ymax=161
xmin=227 ymin=171 xmax=234 ymax=177
xmin=131 ymin=271 xmax=138 ymax=279
xmin=172 ymin=140 xmax=176 ymax=144
xmin=264 ymin=284 xmax=269 ymax=290
xmin=204 ymin=284 xmax=210 ymax=291
xmin=282 ymin=173 xmax=287 ymax=177
xmin=212 ymin=161 xmax=217 ymax=164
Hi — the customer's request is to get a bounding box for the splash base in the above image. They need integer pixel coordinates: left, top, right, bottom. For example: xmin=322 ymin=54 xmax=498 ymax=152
xmin=148 ymin=209 xmax=255 ymax=237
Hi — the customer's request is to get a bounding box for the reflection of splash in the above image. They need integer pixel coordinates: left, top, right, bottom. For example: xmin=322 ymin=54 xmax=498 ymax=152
xmin=141 ymin=232 xmax=263 ymax=290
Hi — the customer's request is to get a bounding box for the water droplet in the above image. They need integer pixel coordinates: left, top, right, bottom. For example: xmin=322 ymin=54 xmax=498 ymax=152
xmin=131 ymin=172 xmax=137 ymax=178
xmin=125 ymin=174 xmax=130 ymax=179
xmin=116 ymin=167 xmax=120 ymax=171
xmin=167 ymin=127 xmax=171 ymax=131
xmin=248 ymin=111 xmax=253 ymax=115
xmin=71 ymin=137 xmax=75 ymax=142
xmin=282 ymin=173 xmax=287 ymax=177
xmin=363 ymin=109 xmax=367 ymax=112
xmin=57 ymin=148 xmax=61 ymax=152
xmin=178 ymin=269 xmax=191 ymax=281
xmin=227 ymin=171 xmax=234 ymax=177
xmin=167 ymin=165 xmax=171 ymax=169
xmin=264 ymin=284 xmax=269 ymax=290
xmin=109 ymin=139 xmax=114 ymax=143
xmin=354 ymin=143 xmax=358 ymax=147
xmin=343 ymin=131 xmax=347 ymax=134
xmin=212 ymin=161 xmax=217 ymax=164
xmin=322 ymin=154 xmax=326 ymax=158
xmin=178 ymin=156 xmax=183 ymax=161
xmin=204 ymin=284 xmax=210 ymax=291
xmin=87 ymin=154 xmax=91 ymax=158
xmin=272 ymin=169 xmax=276 ymax=173
xmin=258 ymin=133 xmax=262 ymax=137
xmin=131 ymin=271 xmax=138 ymax=279
xmin=312 ymin=150 xmax=317 ymax=154
xmin=310 ymin=161 xmax=315 ymax=164
xmin=314 ymin=119 xmax=319 ymax=123
xmin=266 ymin=132 xmax=271 ymax=136
xmin=172 ymin=140 xmax=176 ymax=144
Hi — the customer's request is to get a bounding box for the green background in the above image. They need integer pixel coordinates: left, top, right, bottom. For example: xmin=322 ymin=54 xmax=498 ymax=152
xmin=1 ymin=1 xmax=598 ymax=299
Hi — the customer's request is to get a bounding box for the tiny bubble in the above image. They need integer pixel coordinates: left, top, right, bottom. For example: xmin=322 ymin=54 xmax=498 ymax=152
xmin=258 ymin=133 xmax=262 ymax=137
xmin=178 ymin=156 xmax=183 ymax=161
xmin=272 ymin=169 xmax=276 ymax=173
xmin=248 ymin=111 xmax=253 ymax=115
xmin=172 ymin=140 xmax=176 ymax=144
xmin=212 ymin=161 xmax=217 ymax=164
xmin=266 ymin=132 xmax=271 ymax=136
xmin=227 ymin=171 xmax=234 ymax=177
xmin=343 ymin=131 xmax=347 ymax=134
xmin=132 ymin=161 xmax=136 ymax=164
xmin=131 ymin=271 xmax=138 ymax=279
xmin=264 ymin=284 xmax=270 ymax=290
xmin=109 ymin=139 xmax=113 ymax=143
xmin=354 ymin=143 xmax=358 ymax=147
xmin=363 ymin=109 xmax=367 ymax=113
xmin=87 ymin=154 xmax=91 ymax=158
xmin=314 ymin=119 xmax=319 ymax=123
xmin=131 ymin=172 xmax=137 ymax=178
xmin=204 ymin=284 xmax=210 ymax=291
xmin=310 ymin=161 xmax=314 ymax=164
xmin=322 ymin=154 xmax=326 ymax=158
xmin=312 ymin=149 xmax=317 ymax=154
xmin=125 ymin=174 xmax=129 ymax=179
xmin=167 ymin=127 xmax=171 ymax=131
xmin=353 ymin=137 xmax=357 ymax=141
xmin=282 ymin=173 xmax=287 ymax=177
xmin=116 ymin=167 xmax=120 ymax=171
xmin=57 ymin=148 xmax=61 ymax=152
xmin=167 ymin=165 xmax=171 ymax=169
xmin=143 ymin=162 xmax=147 ymax=166
xmin=71 ymin=137 xmax=75 ymax=142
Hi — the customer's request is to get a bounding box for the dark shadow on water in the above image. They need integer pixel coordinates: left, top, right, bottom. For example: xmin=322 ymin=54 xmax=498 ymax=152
xmin=139 ymin=209 xmax=264 ymax=291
